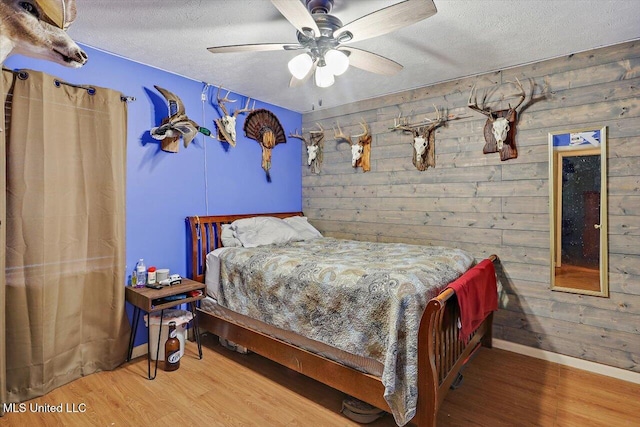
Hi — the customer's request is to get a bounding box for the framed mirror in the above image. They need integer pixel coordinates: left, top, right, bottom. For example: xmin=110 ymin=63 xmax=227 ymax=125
xmin=548 ymin=126 xmax=608 ymax=297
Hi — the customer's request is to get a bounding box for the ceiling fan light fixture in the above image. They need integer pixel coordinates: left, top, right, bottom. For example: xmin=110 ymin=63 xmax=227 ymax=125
xmin=288 ymin=53 xmax=313 ymax=80
xmin=324 ymin=49 xmax=349 ymax=76
xmin=315 ymin=65 xmax=335 ymax=88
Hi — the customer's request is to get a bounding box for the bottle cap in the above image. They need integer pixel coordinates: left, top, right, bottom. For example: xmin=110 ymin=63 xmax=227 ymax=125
xmin=148 ymin=266 xmax=157 ymax=272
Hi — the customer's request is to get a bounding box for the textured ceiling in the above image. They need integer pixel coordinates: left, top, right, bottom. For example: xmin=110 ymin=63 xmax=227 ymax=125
xmin=69 ymin=0 xmax=640 ymax=113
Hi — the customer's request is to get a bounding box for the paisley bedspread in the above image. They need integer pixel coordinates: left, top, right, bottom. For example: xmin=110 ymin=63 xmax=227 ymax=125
xmin=217 ymin=237 xmax=474 ymax=426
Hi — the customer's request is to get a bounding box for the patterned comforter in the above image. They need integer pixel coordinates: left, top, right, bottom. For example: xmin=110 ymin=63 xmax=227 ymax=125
xmin=217 ymin=237 xmax=474 ymax=426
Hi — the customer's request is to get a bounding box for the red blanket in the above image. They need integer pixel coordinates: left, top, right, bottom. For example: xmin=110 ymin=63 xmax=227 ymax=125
xmin=446 ymin=259 xmax=497 ymax=342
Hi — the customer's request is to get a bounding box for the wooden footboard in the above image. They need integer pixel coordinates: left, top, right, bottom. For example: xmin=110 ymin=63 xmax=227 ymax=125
xmin=415 ymin=257 xmax=496 ymax=427
xmin=186 ymin=214 xmax=496 ymax=427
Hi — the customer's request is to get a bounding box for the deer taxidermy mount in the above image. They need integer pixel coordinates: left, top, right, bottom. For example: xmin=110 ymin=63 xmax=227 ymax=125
xmin=0 ymin=0 xmax=87 ymax=67
xmin=289 ymin=123 xmax=325 ymax=174
xmin=207 ymin=0 xmax=437 ymax=88
xmin=334 ymin=120 xmax=371 ymax=172
xmin=243 ymin=109 xmax=286 ymax=176
xmin=214 ymin=86 xmax=254 ymax=146
xmin=150 ymin=85 xmax=213 ymax=153
xmin=391 ymin=105 xmax=460 ymax=171
xmin=467 ymin=78 xmax=529 ymax=161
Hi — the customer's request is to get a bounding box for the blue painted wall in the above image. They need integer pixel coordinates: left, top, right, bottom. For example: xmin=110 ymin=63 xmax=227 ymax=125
xmin=4 ymin=45 xmax=302 ymax=347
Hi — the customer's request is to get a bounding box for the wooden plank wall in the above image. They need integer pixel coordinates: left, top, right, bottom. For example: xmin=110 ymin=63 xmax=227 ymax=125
xmin=302 ymin=41 xmax=640 ymax=373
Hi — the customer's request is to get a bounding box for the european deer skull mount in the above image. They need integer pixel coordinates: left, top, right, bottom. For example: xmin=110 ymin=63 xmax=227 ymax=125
xmin=334 ymin=120 xmax=371 ymax=172
xmin=288 ymin=123 xmax=324 ymax=174
xmin=468 ymin=78 xmax=526 ymax=161
xmin=0 ymin=0 xmax=88 ymax=67
xmin=391 ymin=105 xmax=456 ymax=171
xmin=214 ymin=86 xmax=253 ymax=146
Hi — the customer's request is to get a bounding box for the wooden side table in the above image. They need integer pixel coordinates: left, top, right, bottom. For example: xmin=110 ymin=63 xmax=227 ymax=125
xmin=125 ymin=278 xmax=205 ymax=379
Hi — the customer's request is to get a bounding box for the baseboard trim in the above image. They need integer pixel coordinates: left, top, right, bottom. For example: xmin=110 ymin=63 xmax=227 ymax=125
xmin=493 ymin=339 xmax=640 ymax=385
xmin=130 ymin=344 xmax=148 ymax=360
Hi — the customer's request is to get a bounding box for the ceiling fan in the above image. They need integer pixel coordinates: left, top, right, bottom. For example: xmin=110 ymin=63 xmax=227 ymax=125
xmin=207 ymin=0 xmax=437 ymax=88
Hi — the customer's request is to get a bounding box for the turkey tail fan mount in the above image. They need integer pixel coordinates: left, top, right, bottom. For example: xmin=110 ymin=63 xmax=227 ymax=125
xmin=206 ymin=0 xmax=437 ymax=88
xmin=243 ymin=109 xmax=286 ymax=173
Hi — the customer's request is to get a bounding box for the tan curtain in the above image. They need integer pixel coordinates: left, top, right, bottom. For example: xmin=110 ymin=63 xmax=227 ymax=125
xmin=4 ymin=69 xmax=129 ymax=402
xmin=1 ymin=70 xmax=8 ymax=415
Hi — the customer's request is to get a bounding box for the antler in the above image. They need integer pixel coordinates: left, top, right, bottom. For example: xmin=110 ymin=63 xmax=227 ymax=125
xmin=333 ymin=122 xmax=352 ymax=145
xmin=216 ymin=86 xmax=236 ymax=117
xmin=233 ymin=98 xmax=255 ymax=118
xmin=506 ymin=77 xmax=526 ymax=112
xmin=421 ymin=105 xmax=444 ymax=132
xmin=468 ymin=79 xmax=527 ymax=118
xmin=468 ymin=84 xmax=494 ymax=120
xmin=310 ymin=123 xmax=324 ymax=134
xmin=392 ymin=106 xmax=452 ymax=133
xmin=334 ymin=120 xmax=369 ymax=145
xmin=354 ymin=120 xmax=369 ymax=139
xmin=288 ymin=128 xmax=309 ymax=146
xmin=390 ymin=113 xmax=416 ymax=133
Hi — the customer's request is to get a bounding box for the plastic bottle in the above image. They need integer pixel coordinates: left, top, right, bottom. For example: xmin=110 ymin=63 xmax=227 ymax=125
xmin=164 ymin=321 xmax=181 ymax=371
xmin=135 ymin=259 xmax=147 ymax=288
xmin=147 ymin=266 xmax=157 ymax=285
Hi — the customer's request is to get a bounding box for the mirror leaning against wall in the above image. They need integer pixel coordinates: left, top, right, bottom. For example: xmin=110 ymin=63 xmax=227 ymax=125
xmin=548 ymin=126 xmax=608 ymax=297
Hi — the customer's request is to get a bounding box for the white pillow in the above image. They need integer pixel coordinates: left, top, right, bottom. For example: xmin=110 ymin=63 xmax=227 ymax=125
xmin=231 ymin=216 xmax=301 ymax=248
xmin=220 ymin=224 xmax=242 ymax=247
xmin=284 ymin=216 xmax=322 ymax=240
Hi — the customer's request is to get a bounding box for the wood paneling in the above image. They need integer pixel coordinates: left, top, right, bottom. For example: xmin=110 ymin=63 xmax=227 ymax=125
xmin=302 ymin=41 xmax=640 ymax=373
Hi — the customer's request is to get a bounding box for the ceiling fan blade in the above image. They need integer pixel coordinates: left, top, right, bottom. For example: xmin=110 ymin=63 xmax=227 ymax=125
xmin=340 ymin=47 xmax=403 ymax=76
xmin=271 ymin=0 xmax=320 ymax=37
xmin=289 ymin=61 xmax=317 ymax=88
xmin=207 ymin=43 xmax=301 ymax=54
xmin=334 ymin=0 xmax=437 ymax=44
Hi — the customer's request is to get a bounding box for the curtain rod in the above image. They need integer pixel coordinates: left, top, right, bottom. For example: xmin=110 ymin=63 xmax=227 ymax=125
xmin=9 ymin=69 xmax=136 ymax=102
xmin=52 ymin=78 xmax=136 ymax=102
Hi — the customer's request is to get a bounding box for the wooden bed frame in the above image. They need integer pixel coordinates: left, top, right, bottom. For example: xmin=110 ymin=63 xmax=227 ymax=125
xmin=186 ymin=212 xmax=496 ymax=427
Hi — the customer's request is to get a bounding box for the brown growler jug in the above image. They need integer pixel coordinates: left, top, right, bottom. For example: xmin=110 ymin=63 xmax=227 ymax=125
xmin=164 ymin=321 xmax=181 ymax=371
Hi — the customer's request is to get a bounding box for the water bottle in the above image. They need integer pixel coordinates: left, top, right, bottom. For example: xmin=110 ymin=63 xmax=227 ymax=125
xmin=136 ymin=259 xmax=147 ymax=288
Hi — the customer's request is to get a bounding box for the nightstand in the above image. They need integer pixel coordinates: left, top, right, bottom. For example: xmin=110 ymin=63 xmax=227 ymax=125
xmin=125 ymin=278 xmax=206 ymax=379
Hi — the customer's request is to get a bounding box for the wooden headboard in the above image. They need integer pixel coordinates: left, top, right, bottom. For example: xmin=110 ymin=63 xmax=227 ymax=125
xmin=185 ymin=212 xmax=304 ymax=283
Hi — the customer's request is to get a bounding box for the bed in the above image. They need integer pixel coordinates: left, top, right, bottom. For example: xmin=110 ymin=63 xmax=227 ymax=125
xmin=186 ymin=212 xmax=497 ymax=427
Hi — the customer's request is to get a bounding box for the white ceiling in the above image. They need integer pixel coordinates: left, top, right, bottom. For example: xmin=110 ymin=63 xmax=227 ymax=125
xmin=69 ymin=0 xmax=640 ymax=113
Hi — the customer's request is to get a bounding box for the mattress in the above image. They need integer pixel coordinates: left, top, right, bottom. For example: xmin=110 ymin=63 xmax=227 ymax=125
xmin=205 ymin=248 xmax=384 ymax=375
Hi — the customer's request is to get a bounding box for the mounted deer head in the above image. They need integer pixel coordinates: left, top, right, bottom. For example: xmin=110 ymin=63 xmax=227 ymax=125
xmin=288 ymin=123 xmax=324 ymax=174
xmin=214 ymin=86 xmax=254 ymax=146
xmin=334 ymin=120 xmax=371 ymax=172
xmin=468 ymin=78 xmax=526 ymax=161
xmin=391 ymin=105 xmax=456 ymax=171
xmin=0 ymin=0 xmax=87 ymax=67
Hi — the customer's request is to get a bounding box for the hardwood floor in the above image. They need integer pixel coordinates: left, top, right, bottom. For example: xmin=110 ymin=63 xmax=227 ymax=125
xmin=3 ymin=334 xmax=639 ymax=426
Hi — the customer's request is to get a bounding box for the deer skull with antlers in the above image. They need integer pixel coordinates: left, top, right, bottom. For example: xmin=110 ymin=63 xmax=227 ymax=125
xmin=468 ymin=78 xmax=526 ymax=161
xmin=334 ymin=121 xmax=371 ymax=172
xmin=288 ymin=123 xmax=324 ymax=174
xmin=0 ymin=0 xmax=87 ymax=66
xmin=391 ymin=105 xmax=454 ymax=171
xmin=214 ymin=86 xmax=253 ymax=147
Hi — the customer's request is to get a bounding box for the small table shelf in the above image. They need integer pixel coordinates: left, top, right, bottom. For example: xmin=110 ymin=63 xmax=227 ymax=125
xmin=125 ymin=278 xmax=205 ymax=379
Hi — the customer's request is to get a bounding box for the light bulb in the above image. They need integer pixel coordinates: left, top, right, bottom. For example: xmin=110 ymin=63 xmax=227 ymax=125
xmin=325 ymin=49 xmax=349 ymax=76
xmin=314 ymin=65 xmax=335 ymax=88
xmin=287 ymin=53 xmax=313 ymax=80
